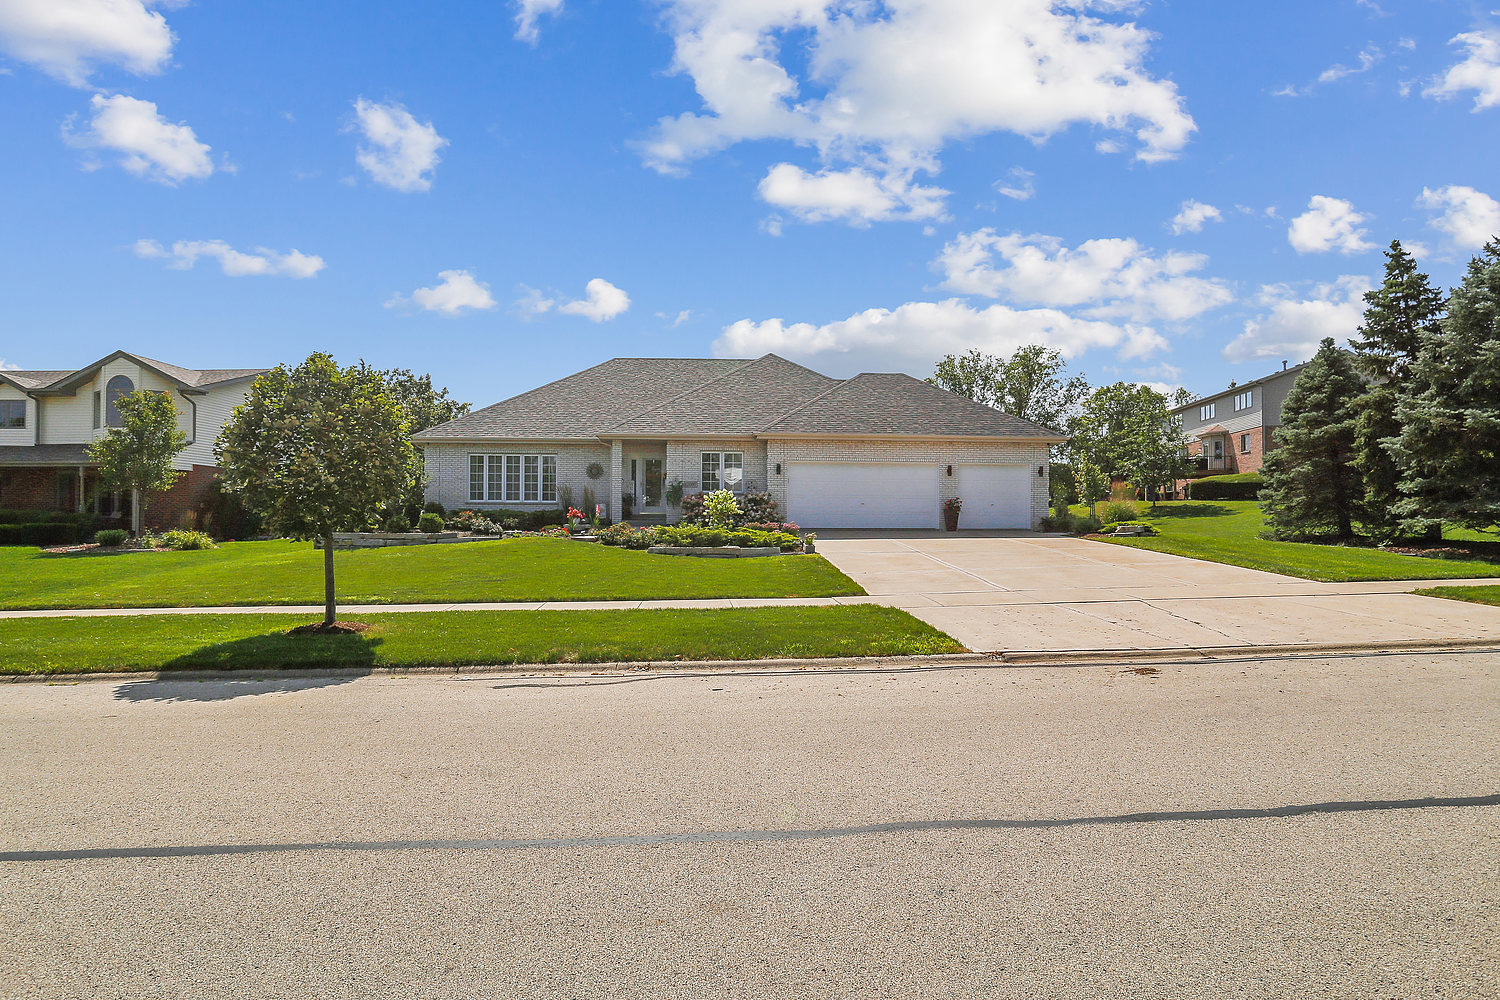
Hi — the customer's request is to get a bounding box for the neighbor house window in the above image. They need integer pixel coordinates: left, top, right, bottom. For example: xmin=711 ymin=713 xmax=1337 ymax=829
xmin=1199 ymin=403 xmax=1216 ymax=421
xmin=1234 ymin=390 xmax=1254 ymax=411
xmin=105 ymin=375 xmax=134 ymax=427
xmin=92 ymin=391 xmax=101 ymax=429
xmin=1240 ymin=433 xmax=1251 ymax=453
xmin=468 ymin=453 xmax=557 ymax=503
xmin=0 ymin=400 xmax=25 ymax=429
xmin=701 ymin=451 xmax=744 ymax=492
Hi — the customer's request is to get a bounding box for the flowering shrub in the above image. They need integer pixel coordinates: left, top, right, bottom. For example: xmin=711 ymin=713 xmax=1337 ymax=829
xmin=595 ymin=522 xmax=657 ymax=549
xmin=680 ymin=491 xmax=708 ymax=524
xmin=944 ymin=497 xmax=963 ymax=514
xmin=743 ymin=521 xmax=799 ymax=533
xmin=703 ymin=490 xmax=742 ymax=528
xmin=156 ymin=529 xmax=216 ymax=550
xmin=740 ymin=492 xmax=778 ymax=523
xmin=446 ymin=510 xmax=502 ymax=535
xmin=683 ymin=491 xmax=781 ymax=527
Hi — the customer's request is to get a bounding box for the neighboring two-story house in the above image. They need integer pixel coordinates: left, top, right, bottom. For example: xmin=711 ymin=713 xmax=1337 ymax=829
xmin=0 ymin=351 xmax=266 ymax=529
xmin=1172 ymin=360 xmax=1311 ymax=475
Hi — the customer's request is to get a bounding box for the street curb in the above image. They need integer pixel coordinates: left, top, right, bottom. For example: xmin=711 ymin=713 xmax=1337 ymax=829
xmin=4 ymin=639 xmax=1497 ymax=684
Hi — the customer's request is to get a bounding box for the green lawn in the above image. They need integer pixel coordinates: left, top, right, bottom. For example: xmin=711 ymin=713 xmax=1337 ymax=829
xmin=0 ymin=537 xmax=864 ymax=610
xmin=0 ymin=606 xmax=963 ymax=675
xmin=1414 ymin=585 xmax=1500 ymax=608
xmin=1084 ymin=501 xmax=1500 ymax=582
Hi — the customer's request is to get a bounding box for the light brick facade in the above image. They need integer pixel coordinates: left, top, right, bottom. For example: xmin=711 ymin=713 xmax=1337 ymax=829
xmin=423 ymin=440 xmax=612 ymax=514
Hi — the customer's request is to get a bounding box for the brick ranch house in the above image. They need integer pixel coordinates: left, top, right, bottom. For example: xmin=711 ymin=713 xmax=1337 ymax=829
xmin=0 ymin=351 xmax=267 ymax=529
xmin=415 ymin=353 xmax=1065 ymax=530
xmin=1172 ymin=359 xmax=1313 ymax=476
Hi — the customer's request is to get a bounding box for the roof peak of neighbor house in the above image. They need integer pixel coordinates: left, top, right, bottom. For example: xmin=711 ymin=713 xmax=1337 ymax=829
xmin=1171 ymin=357 xmax=1320 ymax=413
xmin=2 ymin=351 xmax=268 ymax=394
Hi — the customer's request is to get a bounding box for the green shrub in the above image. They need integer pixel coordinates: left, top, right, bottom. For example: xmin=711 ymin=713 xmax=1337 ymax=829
xmin=1040 ymin=511 xmax=1074 ymax=533
xmin=1101 ymin=499 xmax=1139 ymax=523
xmin=95 ymin=529 xmax=128 ymax=547
xmin=679 ymin=492 xmax=708 ymax=525
xmin=0 ymin=521 xmax=93 ymax=546
xmin=418 ymin=512 xmax=445 ymax=533
xmin=1071 ymin=514 xmax=1103 ymax=535
xmin=157 ymin=529 xmax=216 ymax=551
xmin=740 ymin=492 xmax=778 ymax=523
xmin=445 ymin=510 xmax=502 ymax=535
xmin=1188 ymin=474 xmax=1265 ymax=500
xmin=654 ymin=525 xmax=802 ymax=551
xmin=384 ymin=512 xmax=412 ymax=533
xmin=422 ymin=502 xmax=446 ymax=517
xmin=703 ymin=490 xmax=742 ymax=528
xmin=1100 ymin=521 xmax=1157 ymax=536
xmin=595 ymin=522 xmax=658 ymax=549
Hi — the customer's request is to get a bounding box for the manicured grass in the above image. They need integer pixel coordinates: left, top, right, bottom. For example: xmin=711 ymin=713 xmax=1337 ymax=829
xmin=1082 ymin=501 xmax=1500 ymax=582
xmin=0 ymin=537 xmax=864 ymax=610
xmin=0 ymin=606 xmax=964 ymax=675
xmin=1414 ymin=585 xmax=1500 ymax=608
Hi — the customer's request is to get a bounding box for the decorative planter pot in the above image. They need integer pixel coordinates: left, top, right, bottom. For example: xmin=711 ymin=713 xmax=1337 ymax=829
xmin=944 ymin=511 xmax=960 ymax=532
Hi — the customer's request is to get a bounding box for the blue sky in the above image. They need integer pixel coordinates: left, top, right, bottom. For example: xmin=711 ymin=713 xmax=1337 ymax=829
xmin=2 ymin=0 xmax=1498 ymax=409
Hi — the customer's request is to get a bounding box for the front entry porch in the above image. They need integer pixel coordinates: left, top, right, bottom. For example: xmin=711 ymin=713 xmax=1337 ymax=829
xmin=622 ymin=444 xmax=669 ymax=524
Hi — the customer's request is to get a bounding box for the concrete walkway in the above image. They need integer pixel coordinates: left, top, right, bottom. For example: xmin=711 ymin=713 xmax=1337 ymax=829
xmin=4 ymin=534 xmax=1499 ymax=655
xmin=813 ymin=534 xmax=1500 ymax=653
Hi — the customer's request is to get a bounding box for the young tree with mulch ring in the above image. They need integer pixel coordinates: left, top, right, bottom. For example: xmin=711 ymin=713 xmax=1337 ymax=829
xmin=1260 ymin=338 xmax=1365 ymax=541
xmin=216 ymin=354 xmax=415 ymax=629
xmin=87 ymin=389 xmax=188 ymax=536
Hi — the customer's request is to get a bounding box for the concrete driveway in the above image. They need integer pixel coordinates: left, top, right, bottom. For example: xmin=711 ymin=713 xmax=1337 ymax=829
xmin=816 ymin=533 xmax=1500 ymax=653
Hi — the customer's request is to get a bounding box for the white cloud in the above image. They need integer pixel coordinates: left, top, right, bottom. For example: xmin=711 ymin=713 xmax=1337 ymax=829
xmin=387 ymin=270 xmax=497 ymax=315
xmin=713 ymin=298 xmax=1166 ymax=372
xmin=1169 ymin=199 xmax=1222 ymax=235
xmin=557 ymin=278 xmax=631 ymax=322
xmin=0 ymin=358 xmax=20 ymax=371
xmin=67 ymin=93 xmax=212 ymax=184
xmin=657 ymin=309 xmax=694 ymax=328
xmin=757 ymin=162 xmax=948 ymax=225
xmin=514 ymin=0 xmax=564 ymax=44
xmin=935 ymin=229 xmax=1233 ymax=323
xmin=133 ymin=239 xmax=325 ymax=278
xmin=638 ymin=0 xmax=1194 ymax=218
xmin=351 ymin=98 xmax=447 ymax=192
xmin=1287 ymin=195 xmax=1374 ymax=254
xmin=1418 ymin=184 xmax=1500 ymax=250
xmin=994 ymin=167 xmax=1035 ymax=201
xmin=1222 ymin=276 xmax=1371 ymax=363
xmin=0 ymin=0 xmax=175 ymax=87
xmin=1424 ymin=31 xmax=1500 ymax=110
xmin=1316 ymin=45 xmax=1383 ymax=84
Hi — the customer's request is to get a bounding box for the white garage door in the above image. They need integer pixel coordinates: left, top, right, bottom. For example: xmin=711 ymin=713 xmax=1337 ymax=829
xmin=956 ymin=465 xmax=1032 ymax=529
xmin=787 ymin=463 xmax=940 ymax=529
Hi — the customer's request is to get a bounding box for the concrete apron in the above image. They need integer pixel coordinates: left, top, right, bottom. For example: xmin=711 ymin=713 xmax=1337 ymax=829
xmin=813 ymin=534 xmax=1500 ymax=655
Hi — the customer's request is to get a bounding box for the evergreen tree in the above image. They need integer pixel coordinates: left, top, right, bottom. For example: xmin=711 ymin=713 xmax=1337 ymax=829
xmin=1260 ymin=339 xmax=1364 ymax=540
xmin=1349 ymin=240 xmax=1445 ymax=538
xmin=1390 ymin=240 xmax=1500 ymax=532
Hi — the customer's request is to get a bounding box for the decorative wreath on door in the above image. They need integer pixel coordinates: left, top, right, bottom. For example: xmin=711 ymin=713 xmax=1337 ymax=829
xmin=586 ymin=463 xmax=605 ymax=480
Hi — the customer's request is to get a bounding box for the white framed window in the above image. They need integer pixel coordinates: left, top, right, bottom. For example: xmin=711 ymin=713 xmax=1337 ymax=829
xmin=701 ymin=451 xmax=744 ymax=492
xmin=1234 ymin=390 xmax=1254 ymax=411
xmin=0 ymin=400 xmax=25 ymax=429
xmin=1199 ymin=403 xmax=1216 ymax=421
xmin=468 ymin=453 xmax=557 ymax=503
xmin=1240 ymin=433 xmax=1251 ymax=454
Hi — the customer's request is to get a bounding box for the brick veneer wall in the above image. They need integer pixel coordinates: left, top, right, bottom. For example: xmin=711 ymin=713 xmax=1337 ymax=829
xmin=421 ymin=442 xmax=611 ymax=515
xmin=0 ymin=463 xmax=221 ymax=532
xmin=142 ymin=464 xmax=220 ymax=531
xmin=0 ymin=468 xmax=67 ymax=510
xmin=762 ymin=438 xmax=1051 ymax=529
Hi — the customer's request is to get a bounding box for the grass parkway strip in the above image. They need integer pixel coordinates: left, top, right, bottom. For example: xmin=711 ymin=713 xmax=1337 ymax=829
xmin=0 ymin=537 xmax=864 ymax=610
xmin=0 ymin=606 xmax=963 ymax=675
xmin=1415 ymin=585 xmax=1500 ymax=608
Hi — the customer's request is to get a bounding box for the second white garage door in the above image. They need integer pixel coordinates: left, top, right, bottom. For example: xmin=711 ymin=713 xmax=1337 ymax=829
xmin=786 ymin=462 xmax=939 ymax=529
xmin=956 ymin=464 xmax=1033 ymax=529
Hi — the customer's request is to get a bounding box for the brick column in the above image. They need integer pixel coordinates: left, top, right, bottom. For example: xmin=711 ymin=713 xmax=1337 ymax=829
xmin=609 ymin=439 xmax=623 ymax=522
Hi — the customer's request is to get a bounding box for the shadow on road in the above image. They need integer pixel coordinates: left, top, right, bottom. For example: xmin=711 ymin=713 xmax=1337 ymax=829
xmin=113 ymin=672 xmax=366 ymax=703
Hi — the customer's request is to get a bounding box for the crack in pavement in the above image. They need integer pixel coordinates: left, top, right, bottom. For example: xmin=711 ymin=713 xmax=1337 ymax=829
xmin=4 ymin=792 xmax=1495 ymax=863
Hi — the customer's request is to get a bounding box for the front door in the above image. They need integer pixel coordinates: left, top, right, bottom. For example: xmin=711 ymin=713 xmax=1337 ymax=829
xmin=629 ymin=456 xmax=666 ymax=513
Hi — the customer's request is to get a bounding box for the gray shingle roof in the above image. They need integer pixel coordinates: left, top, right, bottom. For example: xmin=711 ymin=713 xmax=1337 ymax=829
xmin=414 ymin=358 xmax=750 ymax=440
xmin=419 ymin=356 xmax=1064 ymax=442
xmin=8 ymin=352 xmax=267 ymax=394
xmin=606 ymin=354 xmax=838 ymax=435
xmin=760 ymin=373 xmax=1065 ymax=438
xmin=0 ymin=444 xmax=92 ymax=465
xmin=1 ymin=371 xmax=71 ymax=389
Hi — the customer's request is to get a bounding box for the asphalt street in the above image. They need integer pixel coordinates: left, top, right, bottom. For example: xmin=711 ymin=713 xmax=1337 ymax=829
xmin=3 ymin=650 xmax=1497 ymax=998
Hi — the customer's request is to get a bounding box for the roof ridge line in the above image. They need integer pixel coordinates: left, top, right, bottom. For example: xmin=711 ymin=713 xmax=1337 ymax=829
xmin=756 ymin=371 xmax=862 ymax=431
xmin=598 ymin=356 xmax=764 ymax=433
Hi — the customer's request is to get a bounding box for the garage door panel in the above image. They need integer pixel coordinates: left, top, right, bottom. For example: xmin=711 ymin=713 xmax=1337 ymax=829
xmin=956 ymin=465 xmax=1031 ymax=529
xmin=787 ymin=463 xmax=939 ymax=529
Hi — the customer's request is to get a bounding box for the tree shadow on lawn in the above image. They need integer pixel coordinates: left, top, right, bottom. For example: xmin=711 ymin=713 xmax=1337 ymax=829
xmin=113 ymin=628 xmax=383 ymax=703
xmin=1141 ymin=503 xmax=1238 ymax=520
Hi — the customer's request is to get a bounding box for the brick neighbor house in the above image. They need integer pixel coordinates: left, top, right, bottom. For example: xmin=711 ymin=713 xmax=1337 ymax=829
xmin=0 ymin=351 xmax=267 ymax=530
xmin=1173 ymin=359 xmax=1315 ymax=476
xmin=415 ymin=353 xmax=1066 ymax=530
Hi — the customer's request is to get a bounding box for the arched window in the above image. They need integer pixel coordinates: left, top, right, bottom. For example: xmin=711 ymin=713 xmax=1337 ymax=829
xmin=105 ymin=375 xmax=134 ymax=428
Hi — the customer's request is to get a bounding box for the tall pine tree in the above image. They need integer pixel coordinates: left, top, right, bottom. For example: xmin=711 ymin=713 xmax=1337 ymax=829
xmin=1349 ymin=240 xmax=1445 ymax=539
xmin=1390 ymin=240 xmax=1500 ymax=532
xmin=1260 ymin=338 xmax=1365 ymax=540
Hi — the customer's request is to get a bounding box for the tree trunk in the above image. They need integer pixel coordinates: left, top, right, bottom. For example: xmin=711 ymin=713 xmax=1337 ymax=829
xmin=132 ymin=488 xmax=143 ymax=536
xmin=323 ymin=531 xmax=337 ymax=626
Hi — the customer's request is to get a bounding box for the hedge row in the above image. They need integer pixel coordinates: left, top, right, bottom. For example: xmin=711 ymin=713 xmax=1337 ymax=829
xmin=0 ymin=521 xmax=95 ymax=546
xmin=1187 ymin=475 xmax=1265 ymax=501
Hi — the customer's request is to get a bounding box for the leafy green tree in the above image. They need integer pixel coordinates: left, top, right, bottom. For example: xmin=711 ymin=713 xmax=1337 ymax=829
xmin=217 ymin=354 xmax=415 ymax=626
xmin=1119 ymin=395 xmax=1192 ymax=505
xmin=1075 ymin=454 xmax=1110 ymax=519
xmin=1390 ymin=240 xmax=1500 ymax=532
xmin=1350 ymin=241 xmax=1445 ymax=539
xmin=1260 ymin=339 xmax=1365 ymax=540
xmin=354 ymin=363 xmax=472 ymax=513
xmin=1071 ymin=382 xmax=1172 ymax=481
xmin=88 ymin=389 xmax=188 ymax=535
xmin=930 ymin=346 xmax=1088 ymax=432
